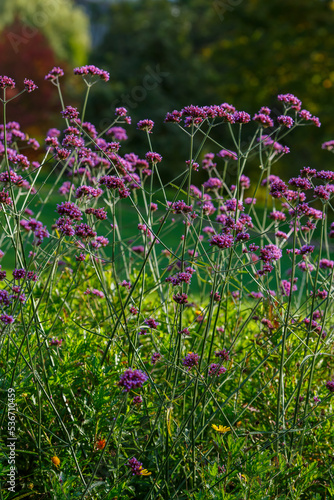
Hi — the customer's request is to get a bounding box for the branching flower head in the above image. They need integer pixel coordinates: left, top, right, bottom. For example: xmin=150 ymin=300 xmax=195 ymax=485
xmin=0 ymin=76 xmax=16 ymax=89
xmin=45 ymin=67 xmax=64 ymax=81
xmin=24 ymin=79 xmax=38 ymax=93
xmin=74 ymin=65 xmax=110 ymax=82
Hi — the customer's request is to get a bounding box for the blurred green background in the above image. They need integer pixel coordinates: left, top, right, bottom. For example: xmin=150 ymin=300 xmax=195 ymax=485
xmin=1 ymin=0 xmax=334 ymax=176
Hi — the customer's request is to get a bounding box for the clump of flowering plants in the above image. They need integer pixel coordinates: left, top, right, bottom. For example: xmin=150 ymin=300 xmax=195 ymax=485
xmin=0 ymin=69 xmax=333 ymax=499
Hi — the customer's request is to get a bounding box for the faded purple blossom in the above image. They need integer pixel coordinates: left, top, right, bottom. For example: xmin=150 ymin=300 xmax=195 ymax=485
xmin=107 ymin=126 xmax=128 ymax=141
xmin=132 ymin=395 xmax=143 ymax=406
xmin=215 ymin=348 xmax=230 ymax=361
xmin=322 ymin=140 xmax=334 ymax=151
xmin=281 ymin=279 xmax=298 ymax=296
xmin=325 ymin=379 xmax=334 ymax=393
xmin=0 ymin=313 xmax=14 ymax=324
xmin=144 ymin=318 xmax=159 ymax=329
xmin=173 ymin=292 xmax=189 ymax=304
xmin=320 ymin=259 xmax=334 ymax=269
xmin=50 ymin=338 xmax=63 ymax=347
xmin=151 ymin=352 xmax=162 ymax=365
xmin=209 ymin=363 xmax=226 ymax=377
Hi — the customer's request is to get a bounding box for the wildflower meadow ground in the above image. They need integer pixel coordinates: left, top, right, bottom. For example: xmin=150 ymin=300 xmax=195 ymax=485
xmin=0 ymin=67 xmax=333 ymax=499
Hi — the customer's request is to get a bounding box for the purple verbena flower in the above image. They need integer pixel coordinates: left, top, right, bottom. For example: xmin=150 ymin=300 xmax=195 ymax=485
xmin=127 ymin=457 xmax=144 ymax=475
xmin=137 ymin=119 xmax=154 ymax=132
xmin=209 ymin=233 xmax=234 ymax=250
xmin=277 ymin=115 xmax=294 ymax=128
xmin=56 ymin=217 xmax=75 ymax=236
xmin=107 ymin=126 xmax=128 ymax=141
xmin=217 ymin=149 xmax=238 ymax=161
xmin=182 ymin=352 xmax=200 ymax=370
xmin=0 ymin=76 xmax=15 ymax=89
xmin=253 ymin=113 xmax=274 ymax=127
xmin=61 ymin=106 xmax=79 ymax=120
xmin=169 ymin=200 xmax=193 ymax=214
xmin=119 ymin=369 xmax=148 ymax=392
xmin=75 ymin=223 xmax=97 ymax=239
xmin=57 ymin=202 xmax=82 ymax=220
xmin=203 ymin=178 xmax=222 ymax=191
xmin=233 ymin=111 xmax=251 ymax=124
xmin=76 ymin=185 xmax=103 ymax=199
xmin=145 ymin=151 xmax=162 ymax=163
xmin=24 ymin=78 xmax=38 ymax=92
xmin=260 ymin=244 xmax=282 ymax=263
xmin=289 ymin=177 xmax=312 ymax=190
xmin=45 ymin=67 xmax=64 ymax=81
xmin=277 ymin=93 xmax=302 ymax=111
xmin=73 ymin=65 xmax=109 ymax=82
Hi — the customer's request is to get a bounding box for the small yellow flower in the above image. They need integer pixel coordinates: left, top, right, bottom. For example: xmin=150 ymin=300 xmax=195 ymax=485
xmin=140 ymin=468 xmax=152 ymax=476
xmin=22 ymin=393 xmax=28 ymax=398
xmin=28 ymin=483 xmax=34 ymax=489
xmin=212 ymin=424 xmax=231 ymax=433
xmin=51 ymin=456 xmax=60 ymax=467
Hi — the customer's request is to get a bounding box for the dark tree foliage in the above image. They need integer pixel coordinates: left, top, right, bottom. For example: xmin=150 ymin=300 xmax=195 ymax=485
xmin=87 ymin=0 xmax=334 ymax=177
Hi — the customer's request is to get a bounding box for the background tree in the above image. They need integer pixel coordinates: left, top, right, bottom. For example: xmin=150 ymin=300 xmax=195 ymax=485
xmin=0 ymin=0 xmax=90 ymax=66
xmin=0 ymin=0 xmax=91 ymax=134
xmin=86 ymin=0 xmax=334 ymax=177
